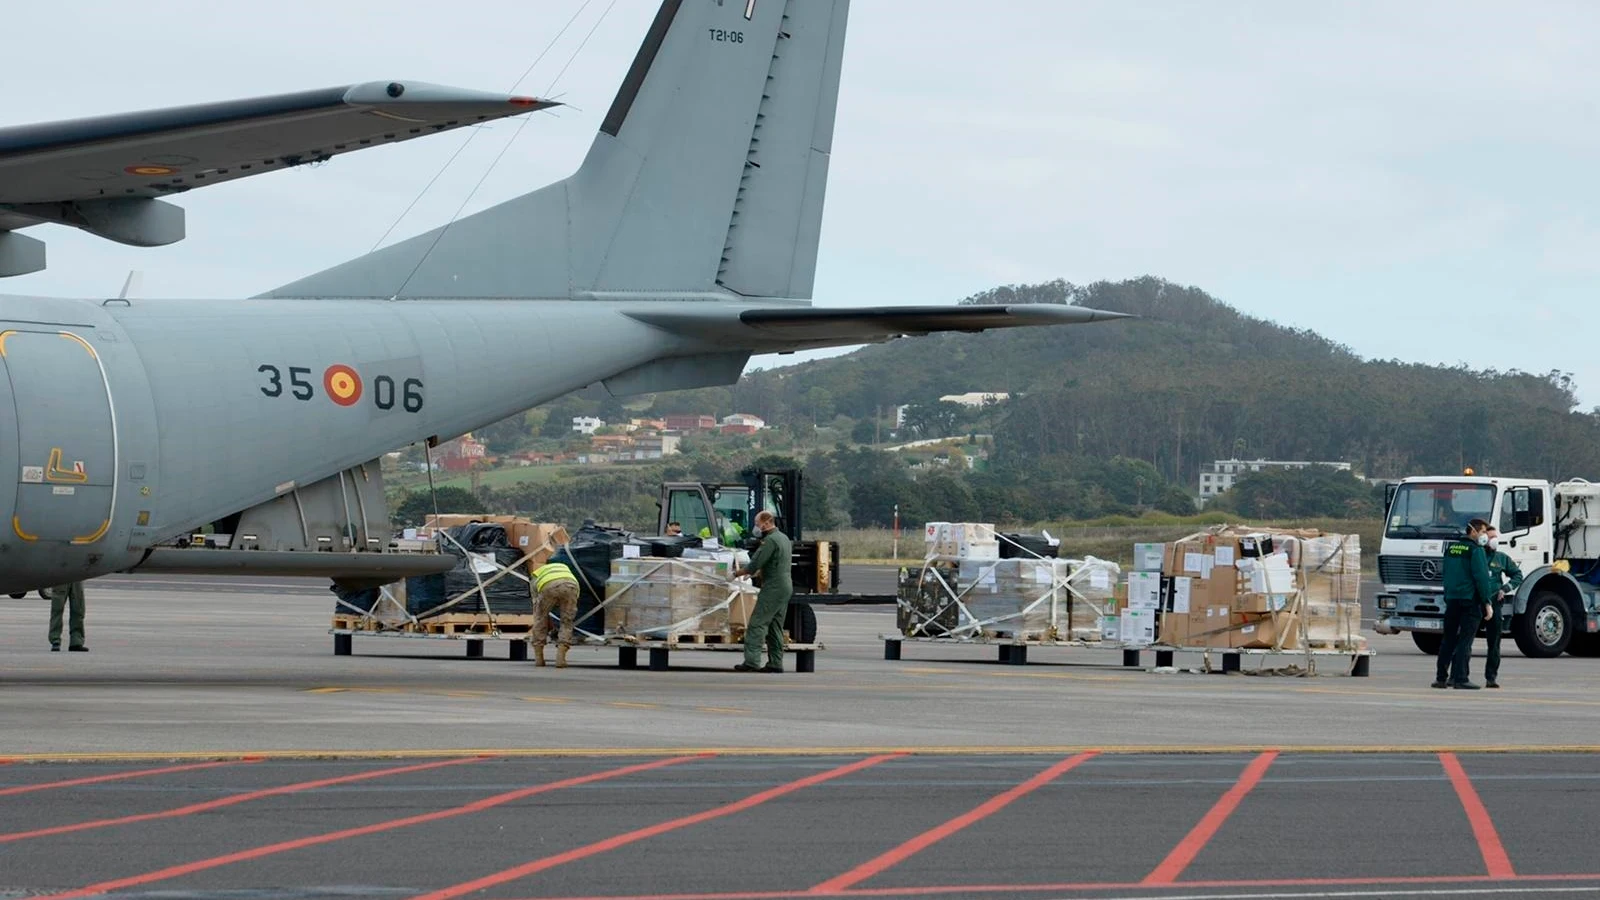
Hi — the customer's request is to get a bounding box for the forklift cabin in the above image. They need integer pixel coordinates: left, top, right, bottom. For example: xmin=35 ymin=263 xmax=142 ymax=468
xmin=656 ymin=469 xmax=838 ymax=640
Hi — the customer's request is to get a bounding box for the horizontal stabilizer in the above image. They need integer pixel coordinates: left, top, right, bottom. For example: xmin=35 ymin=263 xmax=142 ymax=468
xmin=627 ymin=303 xmax=1132 ymax=353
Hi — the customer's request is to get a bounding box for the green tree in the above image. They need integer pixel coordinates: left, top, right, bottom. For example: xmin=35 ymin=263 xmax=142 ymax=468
xmin=391 ymin=487 xmax=485 ymax=528
xmin=478 ymin=412 xmax=535 ymax=453
xmin=903 ymin=401 xmax=964 ymax=438
xmin=1210 ymin=466 xmax=1380 ymax=519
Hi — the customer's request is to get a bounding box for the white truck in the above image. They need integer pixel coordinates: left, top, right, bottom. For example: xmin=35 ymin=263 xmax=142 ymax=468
xmin=1374 ymin=474 xmax=1600 ymax=658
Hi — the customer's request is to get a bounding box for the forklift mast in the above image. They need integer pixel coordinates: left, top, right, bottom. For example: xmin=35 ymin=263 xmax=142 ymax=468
xmin=742 ymin=467 xmax=803 ymax=542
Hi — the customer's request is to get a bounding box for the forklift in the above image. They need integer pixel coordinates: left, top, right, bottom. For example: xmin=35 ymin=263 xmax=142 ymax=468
xmin=656 ymin=468 xmax=862 ymax=643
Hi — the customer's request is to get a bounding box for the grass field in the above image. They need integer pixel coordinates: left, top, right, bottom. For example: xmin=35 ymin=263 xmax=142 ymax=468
xmin=815 ymin=515 xmax=1380 ymax=570
xmin=389 ymin=464 xmax=576 ymax=493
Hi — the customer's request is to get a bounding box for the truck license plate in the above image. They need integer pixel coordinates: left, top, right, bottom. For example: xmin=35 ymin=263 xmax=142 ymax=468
xmin=1392 ymin=617 xmax=1442 ymax=632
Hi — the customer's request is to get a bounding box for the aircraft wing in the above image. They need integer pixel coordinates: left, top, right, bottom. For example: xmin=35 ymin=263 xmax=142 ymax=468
xmin=627 ymin=303 xmax=1132 ymax=353
xmin=0 ymin=81 xmax=555 ymax=275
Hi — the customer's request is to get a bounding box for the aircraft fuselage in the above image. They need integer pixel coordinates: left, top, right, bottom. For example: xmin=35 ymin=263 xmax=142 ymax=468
xmin=0 ymin=293 xmax=713 ymax=593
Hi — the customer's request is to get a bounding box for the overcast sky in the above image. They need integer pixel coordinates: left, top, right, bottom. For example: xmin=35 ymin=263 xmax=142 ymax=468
xmin=6 ymin=1 xmax=1599 ymax=403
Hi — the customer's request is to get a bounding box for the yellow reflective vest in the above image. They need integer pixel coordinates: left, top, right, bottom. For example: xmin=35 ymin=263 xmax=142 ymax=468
xmin=533 ymin=562 xmax=578 ymax=592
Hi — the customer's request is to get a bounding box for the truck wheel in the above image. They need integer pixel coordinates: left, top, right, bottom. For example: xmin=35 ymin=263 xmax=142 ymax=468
xmin=1410 ymin=631 xmax=1442 ymax=656
xmin=784 ymin=602 xmax=818 ymax=644
xmin=1513 ymin=591 xmax=1573 ymax=659
xmin=8 ymin=592 xmax=24 ymax=599
xmin=1565 ymin=632 xmax=1600 ymax=657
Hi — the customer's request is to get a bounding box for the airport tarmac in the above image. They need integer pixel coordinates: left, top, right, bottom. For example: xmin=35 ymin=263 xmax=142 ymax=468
xmin=1 ymin=573 xmax=1597 ymax=757
xmin=3 ymin=573 xmax=1600 ymax=899
xmin=0 ymin=751 xmax=1598 ymax=899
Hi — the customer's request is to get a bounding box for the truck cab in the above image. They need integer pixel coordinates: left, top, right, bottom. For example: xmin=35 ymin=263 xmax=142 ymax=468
xmin=1375 ymin=475 xmax=1600 ymax=658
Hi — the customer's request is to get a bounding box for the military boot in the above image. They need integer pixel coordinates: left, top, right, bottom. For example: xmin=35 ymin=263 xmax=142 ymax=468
xmin=556 ymin=645 xmax=569 ymax=668
xmin=534 ymin=644 xmax=547 ymax=667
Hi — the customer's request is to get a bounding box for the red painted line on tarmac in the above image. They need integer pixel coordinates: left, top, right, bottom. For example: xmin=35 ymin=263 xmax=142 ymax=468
xmin=1142 ymin=750 xmax=1278 ymax=885
xmin=810 ymin=751 xmax=1098 ymax=894
xmin=33 ymin=755 xmax=703 ymax=900
xmin=496 ymin=872 xmax=1600 ymax=900
xmin=0 ymin=755 xmax=485 ymax=844
xmin=0 ymin=759 xmax=252 ymax=798
xmin=413 ymin=754 xmax=904 ymax=900
xmin=1441 ymin=751 xmax=1516 ymax=878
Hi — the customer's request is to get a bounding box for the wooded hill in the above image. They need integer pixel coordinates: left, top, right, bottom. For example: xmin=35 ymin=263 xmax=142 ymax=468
xmin=709 ymin=277 xmax=1596 ymax=486
xmin=394 ymin=277 xmax=1599 ymax=530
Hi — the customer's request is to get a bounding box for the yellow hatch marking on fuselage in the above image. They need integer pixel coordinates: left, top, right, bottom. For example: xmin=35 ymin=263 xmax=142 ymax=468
xmin=57 ymin=331 xmax=98 ymax=359
xmin=12 ymin=516 xmax=38 ymax=542
xmin=45 ymin=448 xmax=88 ymax=484
xmin=72 ymin=519 xmax=111 ymax=545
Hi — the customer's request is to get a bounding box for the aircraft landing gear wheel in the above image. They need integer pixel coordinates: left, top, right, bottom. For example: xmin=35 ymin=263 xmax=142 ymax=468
xmin=1411 ymin=631 xmax=1442 ymax=656
xmin=1513 ymin=591 xmax=1573 ymax=658
xmin=8 ymin=593 xmax=24 ymax=600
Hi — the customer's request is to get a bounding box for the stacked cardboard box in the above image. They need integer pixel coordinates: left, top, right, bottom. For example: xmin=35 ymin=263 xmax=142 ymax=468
xmin=603 ymin=558 xmax=756 ymax=638
xmin=925 ymin=522 xmax=1000 ymax=561
xmin=1139 ymin=527 xmax=1363 ymax=651
xmin=421 ymin=515 xmax=569 ymax=568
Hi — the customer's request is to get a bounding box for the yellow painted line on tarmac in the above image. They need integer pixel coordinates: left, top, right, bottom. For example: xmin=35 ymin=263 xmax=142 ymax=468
xmin=519 ymin=696 xmax=573 ymax=705
xmin=607 ymin=701 xmax=660 ymax=710
xmin=302 ymin=686 xmax=492 ymax=700
xmin=694 ymin=706 xmax=749 ymax=715
xmin=9 ymin=744 xmax=1600 ymax=763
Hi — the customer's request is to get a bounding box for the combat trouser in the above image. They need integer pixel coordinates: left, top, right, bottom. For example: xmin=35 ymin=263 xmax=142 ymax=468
xmin=743 ymin=589 xmax=789 ymax=670
xmin=1484 ymin=599 xmax=1505 ymax=684
xmin=532 ymin=581 xmax=579 ymax=667
xmin=1437 ymin=598 xmax=1484 ymax=685
xmin=47 ymin=583 xmax=85 ymax=649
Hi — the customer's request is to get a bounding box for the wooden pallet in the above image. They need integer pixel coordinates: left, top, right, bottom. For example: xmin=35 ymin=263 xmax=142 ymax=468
xmin=666 ymin=631 xmax=735 ymax=645
xmin=417 ymin=614 xmax=539 ymax=635
xmin=332 ymin=614 xmax=541 ymax=636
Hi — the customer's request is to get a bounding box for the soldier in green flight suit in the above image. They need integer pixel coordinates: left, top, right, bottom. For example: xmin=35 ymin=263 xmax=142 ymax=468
xmin=1435 ymin=518 xmax=1496 ymax=690
xmin=1483 ymin=527 xmax=1524 ymax=689
xmin=735 ymin=510 xmax=791 ymax=673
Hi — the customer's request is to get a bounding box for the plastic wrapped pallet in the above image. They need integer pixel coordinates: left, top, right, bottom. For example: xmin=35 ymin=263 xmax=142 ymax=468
xmin=955 ymin=557 xmax=1071 ymax=637
xmin=603 ymin=557 xmax=751 ymax=638
xmin=1063 ymin=556 xmax=1120 ymax=640
xmin=898 ymin=563 xmax=963 ymax=637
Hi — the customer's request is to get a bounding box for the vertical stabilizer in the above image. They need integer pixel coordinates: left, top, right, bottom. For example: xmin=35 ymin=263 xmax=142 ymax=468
xmin=263 ymin=0 xmax=850 ymax=300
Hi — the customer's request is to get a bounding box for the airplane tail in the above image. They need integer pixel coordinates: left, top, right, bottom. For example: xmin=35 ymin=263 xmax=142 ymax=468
xmin=263 ymin=0 xmax=850 ymax=301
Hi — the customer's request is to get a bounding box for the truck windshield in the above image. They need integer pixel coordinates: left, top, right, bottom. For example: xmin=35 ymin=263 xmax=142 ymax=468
xmin=1386 ymin=483 xmax=1495 ymax=538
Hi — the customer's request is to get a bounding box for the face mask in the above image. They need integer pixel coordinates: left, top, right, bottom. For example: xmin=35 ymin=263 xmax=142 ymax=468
xmin=1487 ymin=539 xmax=1498 ymax=551
xmin=1477 ymin=535 xmax=1489 ymax=547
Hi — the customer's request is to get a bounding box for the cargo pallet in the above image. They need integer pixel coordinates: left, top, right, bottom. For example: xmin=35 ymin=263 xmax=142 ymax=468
xmin=605 ymin=636 xmax=823 ymax=673
xmin=880 ymin=634 xmax=1373 ymax=677
xmin=330 ymin=613 xmax=607 ymax=661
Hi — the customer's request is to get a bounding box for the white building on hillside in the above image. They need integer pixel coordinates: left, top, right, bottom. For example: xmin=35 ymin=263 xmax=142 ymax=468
xmin=1199 ymin=458 xmax=1353 ymax=498
xmin=571 ymin=416 xmax=605 ymax=435
xmin=939 ymin=392 xmax=1009 ymax=408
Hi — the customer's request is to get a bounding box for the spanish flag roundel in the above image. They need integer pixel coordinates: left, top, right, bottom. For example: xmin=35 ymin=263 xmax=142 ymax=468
xmin=323 ymin=364 xmax=363 ymax=406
